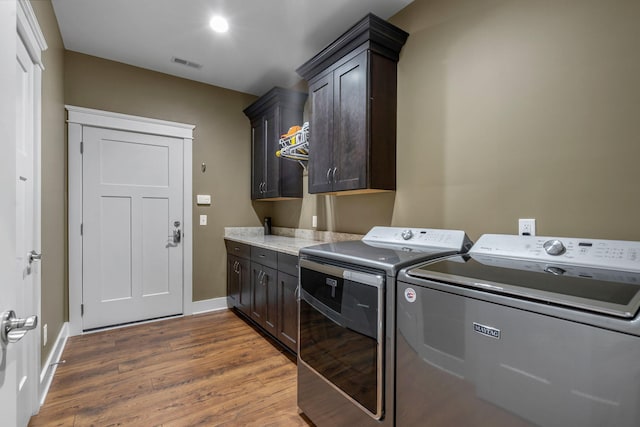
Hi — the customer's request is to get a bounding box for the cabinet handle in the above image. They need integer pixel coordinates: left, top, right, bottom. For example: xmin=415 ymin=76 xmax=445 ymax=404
xmin=326 ymin=168 xmax=331 ymax=184
xmin=332 ymin=167 xmax=337 ymax=183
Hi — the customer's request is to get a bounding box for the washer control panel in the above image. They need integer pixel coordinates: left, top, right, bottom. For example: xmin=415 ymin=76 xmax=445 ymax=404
xmin=363 ymin=226 xmax=471 ymax=251
xmin=470 ymin=234 xmax=640 ymax=272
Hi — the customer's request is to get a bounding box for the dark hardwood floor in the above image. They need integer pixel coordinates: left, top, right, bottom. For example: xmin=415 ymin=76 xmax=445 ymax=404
xmin=30 ymin=310 xmax=311 ymax=426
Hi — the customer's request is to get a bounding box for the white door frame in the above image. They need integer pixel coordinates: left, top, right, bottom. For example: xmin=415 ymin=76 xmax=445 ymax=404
xmin=18 ymin=0 xmax=46 ymax=422
xmin=67 ymin=106 xmax=194 ymax=336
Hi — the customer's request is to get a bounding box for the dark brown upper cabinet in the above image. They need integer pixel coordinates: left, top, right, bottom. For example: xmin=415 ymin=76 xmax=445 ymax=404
xmin=296 ymin=14 xmax=408 ymax=195
xmin=243 ymin=87 xmax=307 ymax=200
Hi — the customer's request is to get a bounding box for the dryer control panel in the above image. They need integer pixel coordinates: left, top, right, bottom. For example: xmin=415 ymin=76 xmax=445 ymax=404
xmin=470 ymin=234 xmax=640 ymax=272
xmin=363 ymin=226 xmax=472 ymax=251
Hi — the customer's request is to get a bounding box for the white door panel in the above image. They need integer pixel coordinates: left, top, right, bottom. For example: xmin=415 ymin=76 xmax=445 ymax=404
xmin=82 ymin=127 xmax=183 ymax=330
xmin=2 ymin=2 xmax=43 ymax=423
xmin=100 ymin=138 xmax=170 ymax=186
xmin=142 ymin=197 xmax=171 ymax=296
xmin=99 ymin=196 xmax=132 ymax=301
xmin=1 ymin=2 xmax=19 ymax=425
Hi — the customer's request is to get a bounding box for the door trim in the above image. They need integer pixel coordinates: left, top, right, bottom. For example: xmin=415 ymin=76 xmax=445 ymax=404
xmin=66 ymin=106 xmax=194 ymax=336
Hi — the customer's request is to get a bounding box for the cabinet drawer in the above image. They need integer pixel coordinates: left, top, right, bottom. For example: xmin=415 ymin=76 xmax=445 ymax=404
xmin=278 ymin=253 xmax=299 ymax=277
xmin=251 ymin=246 xmax=278 ymax=269
xmin=225 ymin=240 xmax=251 ymax=259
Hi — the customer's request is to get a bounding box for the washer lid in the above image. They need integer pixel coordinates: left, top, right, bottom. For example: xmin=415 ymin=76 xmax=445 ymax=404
xmin=407 ymin=254 xmax=640 ymax=318
xmin=300 ymin=240 xmax=462 ymax=275
xmin=300 ymin=227 xmax=472 ymax=274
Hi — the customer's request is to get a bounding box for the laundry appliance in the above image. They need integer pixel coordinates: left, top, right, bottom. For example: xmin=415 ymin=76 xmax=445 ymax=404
xmin=297 ymin=226 xmax=473 ymax=426
xmin=396 ymin=234 xmax=640 ymax=426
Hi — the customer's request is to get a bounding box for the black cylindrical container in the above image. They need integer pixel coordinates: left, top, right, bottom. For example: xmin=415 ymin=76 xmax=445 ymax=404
xmin=264 ymin=217 xmax=272 ymax=235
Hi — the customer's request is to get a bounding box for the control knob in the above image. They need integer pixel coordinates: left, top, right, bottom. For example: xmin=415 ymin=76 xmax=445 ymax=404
xmin=401 ymin=229 xmax=414 ymax=240
xmin=543 ymin=239 xmax=566 ymax=256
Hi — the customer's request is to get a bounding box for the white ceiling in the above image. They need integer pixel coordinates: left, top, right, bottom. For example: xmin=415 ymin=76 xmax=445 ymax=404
xmin=51 ymin=0 xmax=414 ymax=96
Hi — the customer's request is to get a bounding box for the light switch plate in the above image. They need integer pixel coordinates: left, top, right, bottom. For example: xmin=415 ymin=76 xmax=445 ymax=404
xmin=196 ymin=194 xmax=211 ymax=205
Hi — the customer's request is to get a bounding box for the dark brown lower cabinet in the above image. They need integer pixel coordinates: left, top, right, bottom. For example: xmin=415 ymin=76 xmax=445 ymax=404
xmin=277 ymin=271 xmax=299 ymax=352
xmin=225 ymin=240 xmax=300 ymax=354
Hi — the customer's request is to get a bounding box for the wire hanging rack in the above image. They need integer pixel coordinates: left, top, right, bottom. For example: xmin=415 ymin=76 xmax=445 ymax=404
xmin=276 ymin=122 xmax=309 ymax=169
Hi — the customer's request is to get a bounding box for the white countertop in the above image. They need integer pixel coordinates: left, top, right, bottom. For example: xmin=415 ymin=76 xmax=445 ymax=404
xmin=224 ymin=227 xmax=362 ymax=256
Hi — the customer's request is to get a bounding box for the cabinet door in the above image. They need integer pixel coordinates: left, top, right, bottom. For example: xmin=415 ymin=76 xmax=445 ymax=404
xmin=227 ymin=255 xmax=240 ymax=308
xmin=332 ymin=50 xmax=368 ymax=191
xmin=308 ymin=73 xmax=334 ymax=194
xmin=236 ymin=257 xmax=251 ymax=317
xmin=262 ymin=108 xmax=281 ymax=198
xmin=277 ymin=271 xmax=299 ymax=353
xmin=251 ymin=263 xmax=265 ymax=324
xmin=264 ymin=265 xmax=278 ymax=336
xmin=251 ymin=119 xmax=266 ymax=199
xmin=251 ymin=263 xmax=278 ymax=335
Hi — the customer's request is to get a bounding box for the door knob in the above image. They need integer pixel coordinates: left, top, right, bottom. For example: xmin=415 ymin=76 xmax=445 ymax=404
xmin=1 ymin=310 xmax=38 ymax=344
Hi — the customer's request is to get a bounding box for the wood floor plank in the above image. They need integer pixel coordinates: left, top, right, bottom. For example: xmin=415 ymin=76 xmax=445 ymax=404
xmin=29 ymin=310 xmax=311 ymax=427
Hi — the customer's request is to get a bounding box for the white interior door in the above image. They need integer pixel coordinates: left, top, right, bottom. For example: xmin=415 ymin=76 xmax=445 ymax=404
xmin=82 ymin=126 xmax=184 ymax=330
xmin=2 ymin=2 xmax=42 ymax=425
xmin=14 ymin=25 xmax=40 ymax=427
xmin=0 ymin=1 xmax=19 ymax=424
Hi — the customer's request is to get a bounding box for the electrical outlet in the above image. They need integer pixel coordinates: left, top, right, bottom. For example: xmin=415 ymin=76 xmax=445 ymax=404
xmin=519 ymin=218 xmax=536 ymax=236
xmin=312 ymin=215 xmax=318 ymax=228
xmin=199 ymin=215 xmax=207 ymax=226
xmin=43 ymin=324 xmax=48 ymax=347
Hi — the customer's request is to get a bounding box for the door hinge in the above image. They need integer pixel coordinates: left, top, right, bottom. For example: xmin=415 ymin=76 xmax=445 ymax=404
xmin=81 ymin=304 xmax=84 ymax=316
xmin=80 ymin=141 xmax=83 ymax=154
xmin=80 ymin=223 xmax=83 ymax=235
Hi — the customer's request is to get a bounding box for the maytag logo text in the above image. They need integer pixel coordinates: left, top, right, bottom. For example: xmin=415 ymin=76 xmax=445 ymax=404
xmin=473 ymin=322 xmax=501 ymax=339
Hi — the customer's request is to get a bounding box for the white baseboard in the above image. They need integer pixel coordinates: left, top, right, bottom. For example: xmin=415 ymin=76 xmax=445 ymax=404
xmin=190 ymin=297 xmax=229 ymax=315
xmin=39 ymin=322 xmax=69 ymax=406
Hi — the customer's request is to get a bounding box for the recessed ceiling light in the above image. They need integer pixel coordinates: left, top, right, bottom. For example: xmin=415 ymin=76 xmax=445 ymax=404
xmin=209 ymin=15 xmax=229 ymax=33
